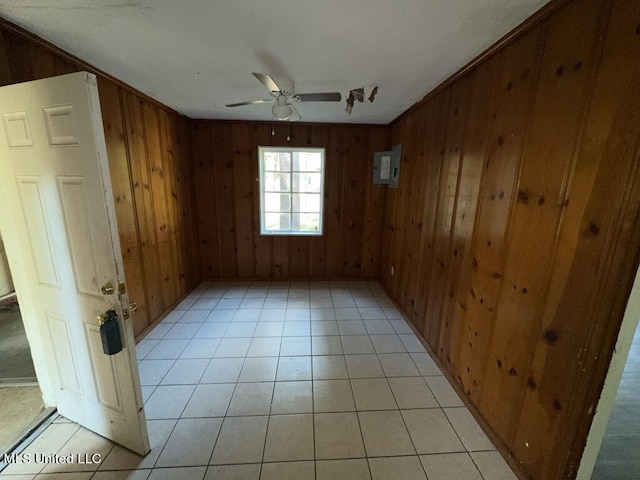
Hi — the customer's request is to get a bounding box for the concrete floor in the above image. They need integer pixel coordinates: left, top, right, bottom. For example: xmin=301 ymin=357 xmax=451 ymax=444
xmin=592 ymin=320 xmax=640 ymax=479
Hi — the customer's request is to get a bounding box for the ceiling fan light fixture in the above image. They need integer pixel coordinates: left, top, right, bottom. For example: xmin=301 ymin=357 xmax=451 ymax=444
xmin=272 ymin=97 xmax=293 ymax=120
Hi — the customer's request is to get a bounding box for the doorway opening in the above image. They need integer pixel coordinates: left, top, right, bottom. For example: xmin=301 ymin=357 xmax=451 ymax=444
xmin=0 ymin=235 xmax=54 ymax=457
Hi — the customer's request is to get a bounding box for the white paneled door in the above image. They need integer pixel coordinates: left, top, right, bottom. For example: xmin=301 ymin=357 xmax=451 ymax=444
xmin=0 ymin=72 xmax=149 ymax=455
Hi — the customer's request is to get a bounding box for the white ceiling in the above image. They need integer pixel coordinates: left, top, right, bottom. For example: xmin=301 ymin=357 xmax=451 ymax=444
xmin=0 ymin=0 xmax=549 ymax=124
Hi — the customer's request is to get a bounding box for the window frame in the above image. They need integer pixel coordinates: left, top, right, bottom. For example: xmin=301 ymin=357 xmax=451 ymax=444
xmin=258 ymin=146 xmax=325 ymax=236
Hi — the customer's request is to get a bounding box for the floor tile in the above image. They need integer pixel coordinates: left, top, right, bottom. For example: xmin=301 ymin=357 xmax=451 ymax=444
xmin=148 ymin=467 xmax=206 ymax=480
xmin=419 ymin=453 xmax=483 ymax=480
xmin=210 ymin=416 xmax=268 ymax=465
xmin=313 ymin=379 xmax=356 ymax=413
xmin=146 ymin=339 xmax=189 ymax=359
xmin=253 ymin=322 xmax=284 ymax=337
xmin=364 ymin=320 xmax=395 ymax=334
xmin=309 ymin=297 xmax=334 ymax=308
xmin=180 ymin=338 xmax=220 ymax=359
xmin=311 ymin=321 xmax=339 ymax=336
xmin=335 ymin=308 xmax=361 ymax=320
xmin=144 ymin=385 xmax=195 ymax=419
xmin=190 ymin=298 xmax=218 ymax=310
xmin=285 ymin=309 xmax=310 ymax=321
xmin=143 ymin=323 xmax=171 ymax=340
xmin=215 ymin=298 xmax=242 ymax=309
xmin=287 ymin=299 xmax=310 ymax=309
xmin=370 ymin=335 xmax=406 ymax=354
xmin=312 ymin=336 xmax=344 ymax=355
xmin=368 ymin=456 xmax=428 ymax=480
xmin=389 ymin=319 xmax=413 ymax=334
xmin=247 ymin=337 xmax=281 ymax=357
xmin=271 ymin=381 xmax=313 ymax=414
xmin=206 ymin=310 xmax=236 ymax=323
xmin=213 ymin=338 xmax=251 ymax=357
xmin=238 ymin=357 xmax=278 ymax=382
xmin=378 ymin=353 xmax=420 ymax=377
xmin=345 ymin=354 xmax=385 ymax=378
xmin=351 ymin=379 xmax=397 ymax=411
xmin=398 ymin=334 xmax=427 ymax=352
xmin=314 ymin=412 xmax=365 ymax=459
xmin=178 ymin=309 xmax=212 ymax=322
xmin=240 ymin=298 xmax=265 ymax=309
xmin=312 ymin=355 xmax=349 ymax=380
xmin=263 ymin=414 xmax=314 ymax=462
xmin=155 ymin=417 xmax=222 ymax=467
xmin=341 ymin=335 xmax=375 ymax=354
xmin=135 ymin=339 xmax=159 ymax=360
xmin=316 ymin=459 xmax=371 ymax=480
xmin=160 ymin=359 xmax=208 ymax=385
xmin=424 ymin=376 xmax=465 ymax=407
xmin=200 ymin=358 xmax=244 ymax=383
xmin=258 ymin=309 xmax=286 ymax=321
xmin=337 ymin=320 xmax=367 ymax=335
xmin=332 ymin=297 xmax=357 ymax=308
xmin=164 ymin=322 xmax=201 ymax=339
xmin=204 ymin=464 xmax=260 ymax=480
xmin=388 ymin=377 xmax=439 ymax=409
xmin=233 ymin=309 xmax=261 ymax=322
xmin=92 ymin=470 xmax=151 ymax=480
xmin=260 ymin=461 xmax=315 ymax=480
xmin=358 ymin=410 xmax=415 ymax=457
xmin=354 ymin=297 xmax=379 ymax=308
xmin=469 ymin=451 xmax=518 ymax=480
xmin=410 ymin=352 xmax=441 ymax=376
xmin=402 ymin=409 xmax=465 ymax=454
xmin=182 ymin=384 xmax=235 ymax=417
xmin=283 ymin=321 xmax=311 ymax=336
xmin=138 ymin=360 xmax=174 ymax=386
xmin=224 ymin=322 xmax=257 ymax=338
xmin=359 ymin=307 xmax=387 ymax=320
xmin=311 ymin=308 xmax=336 ymax=320
xmin=279 ymin=337 xmax=311 ymax=356
xmin=227 ymin=382 xmax=273 ymax=416
xmin=263 ymin=298 xmax=288 ymax=308
xmin=195 ymin=323 xmax=228 ymax=338
xmin=276 ymin=356 xmax=312 ymax=381
xmin=444 ymin=407 xmax=494 ymax=451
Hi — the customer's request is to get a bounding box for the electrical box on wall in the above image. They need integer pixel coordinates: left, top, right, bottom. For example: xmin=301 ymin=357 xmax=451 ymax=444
xmin=372 ymin=144 xmax=401 ymax=188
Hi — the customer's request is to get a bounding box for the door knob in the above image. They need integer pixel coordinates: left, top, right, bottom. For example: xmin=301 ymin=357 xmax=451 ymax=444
xmin=101 ymin=282 xmax=115 ymax=295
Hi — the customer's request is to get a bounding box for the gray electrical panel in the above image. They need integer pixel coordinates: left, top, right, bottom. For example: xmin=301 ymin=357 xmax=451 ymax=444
xmin=373 ymin=143 xmax=401 ymax=187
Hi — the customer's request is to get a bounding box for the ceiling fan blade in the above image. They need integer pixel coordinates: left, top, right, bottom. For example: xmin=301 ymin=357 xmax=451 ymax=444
xmin=288 ymin=104 xmax=302 ymax=122
xmin=297 ymin=92 xmax=342 ymax=102
xmin=226 ymin=99 xmax=274 ymax=107
xmin=252 ymin=72 xmax=284 ymax=94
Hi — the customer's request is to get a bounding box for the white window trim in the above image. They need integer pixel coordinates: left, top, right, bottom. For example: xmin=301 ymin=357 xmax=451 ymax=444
xmin=258 ymin=146 xmax=325 ymax=236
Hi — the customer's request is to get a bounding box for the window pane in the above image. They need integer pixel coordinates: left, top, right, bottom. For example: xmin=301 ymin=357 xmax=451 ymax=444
xmin=292 ymin=172 xmax=321 ymax=193
xmin=264 ymin=152 xmax=291 ymax=171
xmin=292 ymin=193 xmax=320 ymax=213
xmin=264 ymin=193 xmax=290 ymax=212
xmin=292 ymin=213 xmax=320 ymax=232
xmin=265 ymin=213 xmax=290 ymax=231
xmin=293 ymin=151 xmax=322 ymax=171
xmin=264 ymin=172 xmax=290 ymax=192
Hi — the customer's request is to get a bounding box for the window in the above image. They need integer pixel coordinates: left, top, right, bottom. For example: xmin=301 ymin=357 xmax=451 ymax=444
xmin=259 ymin=146 xmax=325 ymax=235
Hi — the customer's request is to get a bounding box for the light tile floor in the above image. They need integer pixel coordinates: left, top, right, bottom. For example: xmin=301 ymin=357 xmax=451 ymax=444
xmin=0 ymin=281 xmax=517 ymax=480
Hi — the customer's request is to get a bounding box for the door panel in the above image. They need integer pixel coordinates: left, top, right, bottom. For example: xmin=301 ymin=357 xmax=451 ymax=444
xmin=0 ymin=71 xmax=149 ymax=455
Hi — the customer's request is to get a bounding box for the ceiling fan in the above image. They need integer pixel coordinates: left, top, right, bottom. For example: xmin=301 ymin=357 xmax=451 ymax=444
xmin=226 ymin=73 xmax=342 ymax=121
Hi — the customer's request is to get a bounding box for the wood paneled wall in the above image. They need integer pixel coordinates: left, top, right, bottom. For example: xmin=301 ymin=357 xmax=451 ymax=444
xmin=0 ymin=22 xmax=201 ymax=337
xmin=379 ymin=0 xmax=640 ymax=478
xmin=190 ymin=121 xmax=388 ymax=279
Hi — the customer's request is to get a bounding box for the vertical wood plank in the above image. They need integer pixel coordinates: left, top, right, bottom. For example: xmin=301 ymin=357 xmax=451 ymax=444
xmin=231 ymin=123 xmax=255 ymax=277
xmin=97 ymin=80 xmax=149 ymax=335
